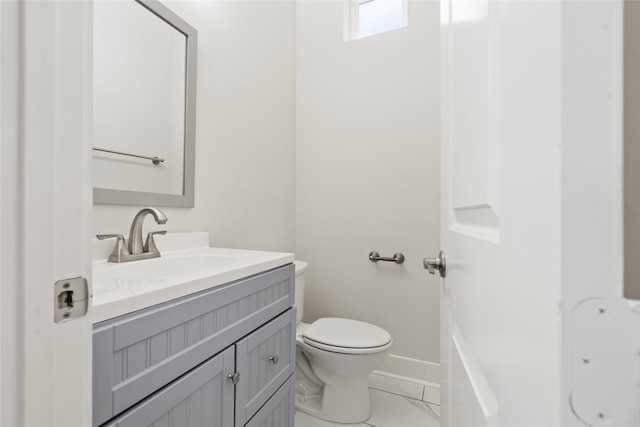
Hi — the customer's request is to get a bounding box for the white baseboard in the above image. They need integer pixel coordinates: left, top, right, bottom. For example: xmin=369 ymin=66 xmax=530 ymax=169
xmin=371 ymin=354 xmax=440 ymax=405
xmin=370 ymin=370 xmax=440 ymax=405
xmin=377 ymin=354 xmax=440 ymax=383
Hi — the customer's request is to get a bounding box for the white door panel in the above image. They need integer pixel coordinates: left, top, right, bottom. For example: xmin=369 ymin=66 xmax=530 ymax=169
xmin=441 ymin=0 xmax=563 ymax=425
xmin=450 ymin=322 xmax=498 ymax=427
xmin=449 ymin=2 xmax=500 ymax=245
xmin=450 ymin=0 xmax=500 ymax=228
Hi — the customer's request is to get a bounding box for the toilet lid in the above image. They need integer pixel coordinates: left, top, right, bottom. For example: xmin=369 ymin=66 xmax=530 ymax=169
xmin=302 ymin=318 xmax=392 ymax=352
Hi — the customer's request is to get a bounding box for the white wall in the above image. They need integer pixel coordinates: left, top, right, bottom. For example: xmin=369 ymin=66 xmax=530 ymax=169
xmin=93 ymin=0 xmax=296 ymax=253
xmin=296 ymin=0 xmax=441 ymax=375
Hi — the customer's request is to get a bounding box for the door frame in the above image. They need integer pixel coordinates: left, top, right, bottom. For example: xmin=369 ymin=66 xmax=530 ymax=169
xmin=561 ymin=2 xmax=635 ymax=425
xmin=1 ymin=1 xmax=93 ymax=425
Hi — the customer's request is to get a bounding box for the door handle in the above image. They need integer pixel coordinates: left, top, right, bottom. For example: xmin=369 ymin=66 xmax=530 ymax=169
xmin=423 ymin=250 xmax=446 ymax=278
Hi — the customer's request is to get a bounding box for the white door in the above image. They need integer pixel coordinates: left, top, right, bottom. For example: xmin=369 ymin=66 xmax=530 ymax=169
xmin=1 ymin=1 xmax=92 ymax=425
xmin=439 ymin=1 xmax=637 ymax=426
xmin=439 ymin=0 xmax=561 ymax=425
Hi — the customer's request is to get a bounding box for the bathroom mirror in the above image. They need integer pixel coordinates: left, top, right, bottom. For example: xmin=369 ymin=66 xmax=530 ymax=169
xmin=92 ymin=0 xmax=197 ymax=207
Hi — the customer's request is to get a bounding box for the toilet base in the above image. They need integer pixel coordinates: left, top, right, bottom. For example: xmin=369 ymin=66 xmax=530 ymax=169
xmin=295 ymin=377 xmax=371 ymax=424
xmin=294 ymin=318 xmax=392 ymax=424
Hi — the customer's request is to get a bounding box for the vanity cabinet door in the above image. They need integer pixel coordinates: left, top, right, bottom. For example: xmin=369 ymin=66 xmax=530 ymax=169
xmin=244 ymin=375 xmax=295 ymax=427
xmin=235 ymin=308 xmax=296 ymax=427
xmin=103 ymin=347 xmax=235 ymax=427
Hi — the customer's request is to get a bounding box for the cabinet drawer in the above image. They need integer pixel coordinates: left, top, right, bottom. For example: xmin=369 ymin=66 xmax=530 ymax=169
xmin=93 ymin=264 xmax=294 ymax=427
xmin=245 ymin=374 xmax=295 ymax=427
xmin=235 ymin=308 xmax=296 ymax=427
xmin=104 ymin=347 xmax=235 ymax=427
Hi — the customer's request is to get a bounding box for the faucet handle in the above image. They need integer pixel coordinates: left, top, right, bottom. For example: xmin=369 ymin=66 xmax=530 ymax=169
xmin=96 ymin=234 xmax=130 ymax=263
xmin=97 ymin=233 xmax=124 ymax=241
xmin=144 ymin=230 xmax=167 ymax=254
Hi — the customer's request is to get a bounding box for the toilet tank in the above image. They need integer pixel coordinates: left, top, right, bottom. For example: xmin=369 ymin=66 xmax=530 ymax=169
xmin=294 ymin=261 xmax=307 ymax=324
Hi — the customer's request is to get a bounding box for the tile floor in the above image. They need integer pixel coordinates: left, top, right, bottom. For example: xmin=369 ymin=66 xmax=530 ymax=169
xmin=294 ymin=388 xmax=440 ymax=427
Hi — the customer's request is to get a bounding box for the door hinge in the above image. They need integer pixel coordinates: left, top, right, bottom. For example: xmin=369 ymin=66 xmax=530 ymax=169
xmin=570 ymin=298 xmax=640 ymax=425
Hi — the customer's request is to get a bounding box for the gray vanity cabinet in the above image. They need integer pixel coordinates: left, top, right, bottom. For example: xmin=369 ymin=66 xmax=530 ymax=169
xmin=93 ymin=264 xmax=295 ymax=427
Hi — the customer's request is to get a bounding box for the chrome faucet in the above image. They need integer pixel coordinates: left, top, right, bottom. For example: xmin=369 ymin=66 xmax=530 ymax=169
xmin=97 ymin=207 xmax=168 ymax=263
xmin=128 ymin=207 xmax=167 ymax=254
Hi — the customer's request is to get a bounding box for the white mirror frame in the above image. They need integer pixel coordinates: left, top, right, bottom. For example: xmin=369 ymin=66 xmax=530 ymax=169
xmin=93 ymin=0 xmax=197 ymax=208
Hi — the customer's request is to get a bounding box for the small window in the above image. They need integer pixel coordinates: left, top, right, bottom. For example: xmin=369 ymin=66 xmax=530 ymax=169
xmin=346 ymin=0 xmax=407 ymax=41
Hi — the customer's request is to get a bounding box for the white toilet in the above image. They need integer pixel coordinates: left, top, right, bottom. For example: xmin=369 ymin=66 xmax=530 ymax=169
xmin=294 ymin=261 xmax=392 ymax=424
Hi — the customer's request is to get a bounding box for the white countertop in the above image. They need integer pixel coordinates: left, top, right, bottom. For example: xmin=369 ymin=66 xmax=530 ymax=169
xmin=92 ymin=242 xmax=294 ymax=323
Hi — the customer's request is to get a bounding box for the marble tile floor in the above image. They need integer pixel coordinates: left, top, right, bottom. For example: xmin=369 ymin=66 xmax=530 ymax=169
xmin=294 ymin=388 xmax=440 ymax=427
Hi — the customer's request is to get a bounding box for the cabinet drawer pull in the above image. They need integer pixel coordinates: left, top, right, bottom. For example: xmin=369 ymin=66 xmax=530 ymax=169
xmin=268 ymin=355 xmax=279 ymax=365
xmin=227 ymin=372 xmax=240 ymax=385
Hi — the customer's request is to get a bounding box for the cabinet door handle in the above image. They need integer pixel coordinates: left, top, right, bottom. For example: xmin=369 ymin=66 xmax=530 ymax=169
xmin=268 ymin=355 xmax=279 ymax=365
xmin=227 ymin=372 xmax=240 ymax=385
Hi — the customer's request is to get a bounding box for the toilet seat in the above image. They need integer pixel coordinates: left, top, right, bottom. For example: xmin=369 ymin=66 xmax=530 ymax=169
xmin=302 ymin=318 xmax=392 ymax=355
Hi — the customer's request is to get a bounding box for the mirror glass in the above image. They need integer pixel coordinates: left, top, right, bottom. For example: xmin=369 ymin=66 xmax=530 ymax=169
xmin=93 ymin=0 xmax=196 ymax=207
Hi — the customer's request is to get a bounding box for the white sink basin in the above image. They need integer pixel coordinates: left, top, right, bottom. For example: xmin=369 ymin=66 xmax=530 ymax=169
xmin=98 ymin=255 xmax=236 ymax=280
xmin=91 ymin=244 xmax=295 ymax=324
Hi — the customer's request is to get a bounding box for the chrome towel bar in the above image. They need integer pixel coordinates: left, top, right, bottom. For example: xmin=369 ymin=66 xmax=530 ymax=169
xmin=93 ymin=147 xmax=165 ymax=165
xmin=369 ymin=251 xmax=405 ymax=264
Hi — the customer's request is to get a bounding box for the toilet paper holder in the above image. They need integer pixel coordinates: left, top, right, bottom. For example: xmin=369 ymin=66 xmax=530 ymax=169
xmin=368 ymin=251 xmax=405 ymax=264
